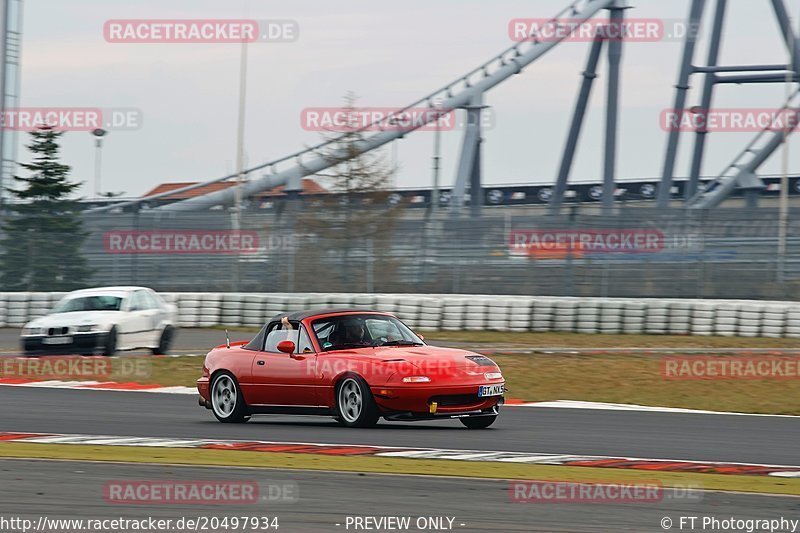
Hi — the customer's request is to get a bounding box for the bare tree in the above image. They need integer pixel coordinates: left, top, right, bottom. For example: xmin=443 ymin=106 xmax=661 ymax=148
xmin=296 ymin=94 xmax=402 ymax=291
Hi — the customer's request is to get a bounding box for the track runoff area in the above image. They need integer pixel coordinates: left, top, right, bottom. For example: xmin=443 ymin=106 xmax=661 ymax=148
xmin=0 ymin=330 xmax=799 ymax=531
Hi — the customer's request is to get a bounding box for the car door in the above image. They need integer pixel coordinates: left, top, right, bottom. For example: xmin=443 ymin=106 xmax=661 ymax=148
xmin=121 ymin=291 xmax=152 ymax=349
xmin=249 ymin=322 xmax=319 ymax=406
xmin=139 ymin=290 xmax=165 ymax=347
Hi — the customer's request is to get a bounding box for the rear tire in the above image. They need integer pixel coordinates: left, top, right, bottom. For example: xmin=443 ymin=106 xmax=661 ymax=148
xmin=210 ymin=372 xmax=250 ymax=423
xmin=151 ymin=326 xmax=174 ymax=355
xmin=460 ymin=415 xmax=497 ymax=429
xmin=335 ymin=376 xmax=379 ymax=428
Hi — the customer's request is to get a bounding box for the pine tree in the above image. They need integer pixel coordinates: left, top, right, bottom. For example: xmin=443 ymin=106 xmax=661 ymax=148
xmin=0 ymin=126 xmax=93 ymax=290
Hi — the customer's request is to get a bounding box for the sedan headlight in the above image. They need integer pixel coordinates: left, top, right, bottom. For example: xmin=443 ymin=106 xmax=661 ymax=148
xmin=402 ymin=376 xmax=431 ymax=383
xmin=485 ymin=372 xmax=503 ymax=380
xmin=76 ymin=324 xmax=99 ymax=333
xmin=22 ymin=326 xmax=44 ymax=335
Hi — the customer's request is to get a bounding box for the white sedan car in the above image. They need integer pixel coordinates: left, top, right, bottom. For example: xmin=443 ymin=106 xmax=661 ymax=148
xmin=20 ymin=287 xmax=178 ymax=356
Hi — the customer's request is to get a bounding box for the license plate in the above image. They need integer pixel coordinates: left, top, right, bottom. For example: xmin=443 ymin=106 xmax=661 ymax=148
xmin=42 ymin=336 xmax=72 ymax=345
xmin=478 ymin=384 xmax=504 ymax=397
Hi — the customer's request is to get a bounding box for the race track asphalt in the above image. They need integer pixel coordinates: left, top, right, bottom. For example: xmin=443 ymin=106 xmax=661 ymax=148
xmin=0 ymin=386 xmax=799 ymax=465
xmin=2 ymin=459 xmax=798 ymax=533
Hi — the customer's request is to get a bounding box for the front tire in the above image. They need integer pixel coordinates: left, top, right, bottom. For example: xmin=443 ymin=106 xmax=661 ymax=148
xmin=460 ymin=415 xmax=497 ymax=429
xmin=103 ymin=327 xmax=118 ymax=356
xmin=335 ymin=376 xmax=379 ymax=428
xmin=151 ymin=326 xmax=174 ymax=355
xmin=210 ymin=372 xmax=249 ymax=423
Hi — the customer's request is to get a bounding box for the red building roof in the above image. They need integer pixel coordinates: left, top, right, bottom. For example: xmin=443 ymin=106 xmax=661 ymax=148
xmin=143 ymin=178 xmax=327 ymax=200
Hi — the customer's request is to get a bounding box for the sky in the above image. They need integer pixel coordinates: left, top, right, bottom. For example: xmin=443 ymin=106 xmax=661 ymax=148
xmin=14 ymin=0 xmax=800 ymax=198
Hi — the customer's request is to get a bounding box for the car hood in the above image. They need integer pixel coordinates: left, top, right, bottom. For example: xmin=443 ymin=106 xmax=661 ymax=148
xmin=26 ymin=311 xmax=121 ymax=328
xmin=331 ymin=345 xmax=497 ymax=369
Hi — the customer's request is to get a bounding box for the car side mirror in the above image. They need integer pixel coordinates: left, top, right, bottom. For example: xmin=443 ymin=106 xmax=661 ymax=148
xmin=277 ymin=340 xmax=296 ymax=355
xmin=417 ymin=333 xmax=424 ymax=341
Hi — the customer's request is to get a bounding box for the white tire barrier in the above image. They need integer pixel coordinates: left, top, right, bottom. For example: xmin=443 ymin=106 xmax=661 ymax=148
xmin=622 ymin=300 xmax=646 ymax=334
xmin=2 ymin=292 xmax=800 ymax=338
xmin=645 ymin=302 xmax=669 ymax=335
xmin=552 ymin=300 xmax=577 ymax=333
xmin=531 ymin=299 xmax=553 ymax=332
xmin=599 ymin=300 xmax=623 ymax=334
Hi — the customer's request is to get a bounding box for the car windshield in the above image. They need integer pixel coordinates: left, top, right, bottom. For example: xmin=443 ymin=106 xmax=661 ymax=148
xmin=312 ymin=314 xmax=424 ymax=352
xmin=52 ymin=295 xmax=124 ymax=313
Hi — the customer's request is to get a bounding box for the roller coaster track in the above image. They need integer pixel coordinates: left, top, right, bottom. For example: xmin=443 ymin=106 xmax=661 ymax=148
xmin=687 ymin=87 xmax=800 ymax=209
xmin=89 ymin=0 xmax=617 ymax=213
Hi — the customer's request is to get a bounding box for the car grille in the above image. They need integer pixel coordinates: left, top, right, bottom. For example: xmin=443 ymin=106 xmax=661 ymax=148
xmin=429 ymin=394 xmax=480 ymax=407
xmin=47 ymin=327 xmax=69 ymax=336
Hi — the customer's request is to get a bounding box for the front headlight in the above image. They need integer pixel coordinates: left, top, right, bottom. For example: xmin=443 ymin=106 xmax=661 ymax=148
xmin=485 ymin=372 xmax=503 ymax=380
xmin=76 ymin=324 xmax=99 ymax=333
xmin=22 ymin=326 xmax=43 ymax=335
xmin=402 ymin=376 xmax=431 ymax=383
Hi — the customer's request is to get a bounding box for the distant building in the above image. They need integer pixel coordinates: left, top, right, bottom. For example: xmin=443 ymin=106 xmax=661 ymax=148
xmin=142 ymin=178 xmax=327 ymax=201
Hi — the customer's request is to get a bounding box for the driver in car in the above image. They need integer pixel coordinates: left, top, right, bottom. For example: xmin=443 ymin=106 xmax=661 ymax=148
xmin=343 ymin=321 xmax=367 ymax=344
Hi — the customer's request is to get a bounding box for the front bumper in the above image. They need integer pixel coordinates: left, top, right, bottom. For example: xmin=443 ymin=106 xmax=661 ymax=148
xmin=21 ymin=332 xmax=109 ymax=355
xmin=197 ymin=377 xmax=210 ymax=407
xmin=371 ymin=382 xmax=505 ymax=418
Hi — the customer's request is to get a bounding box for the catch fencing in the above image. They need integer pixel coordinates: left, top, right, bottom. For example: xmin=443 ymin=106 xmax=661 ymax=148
xmin=84 ymin=207 xmax=800 ymax=299
xmin=5 ymin=206 xmax=800 ymax=299
xmin=3 ymin=292 xmax=800 ymax=338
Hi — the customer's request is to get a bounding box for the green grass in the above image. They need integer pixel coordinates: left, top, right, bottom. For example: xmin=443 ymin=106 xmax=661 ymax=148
xmin=492 ymin=353 xmax=800 ymax=415
xmin=127 ymin=349 xmax=800 ymax=415
xmin=424 ymin=330 xmax=800 ymax=348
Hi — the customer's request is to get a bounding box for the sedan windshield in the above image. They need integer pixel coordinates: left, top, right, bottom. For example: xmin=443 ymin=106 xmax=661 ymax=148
xmin=312 ymin=314 xmax=424 ymax=352
xmin=53 ymin=295 xmax=123 ymax=313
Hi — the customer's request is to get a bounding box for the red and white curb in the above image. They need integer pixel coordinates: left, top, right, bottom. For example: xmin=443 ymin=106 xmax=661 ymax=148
xmin=1 ymin=431 xmax=798 ymax=478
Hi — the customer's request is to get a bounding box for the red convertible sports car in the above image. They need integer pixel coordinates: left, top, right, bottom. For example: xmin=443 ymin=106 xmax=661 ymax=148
xmin=197 ymin=309 xmax=505 ymax=428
